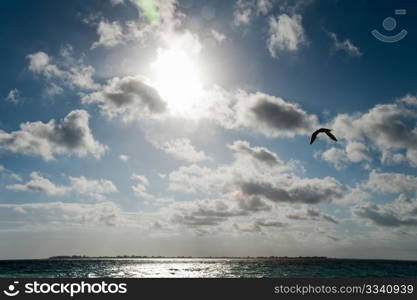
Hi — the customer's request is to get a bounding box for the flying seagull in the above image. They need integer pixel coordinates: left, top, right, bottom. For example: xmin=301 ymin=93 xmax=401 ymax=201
xmin=310 ymin=128 xmax=337 ymax=144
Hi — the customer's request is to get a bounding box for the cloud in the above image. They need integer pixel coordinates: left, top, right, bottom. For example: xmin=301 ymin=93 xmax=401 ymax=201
xmin=92 ymin=0 xmax=182 ymax=49
xmin=110 ymin=0 xmax=124 ymax=5
xmin=254 ymin=219 xmax=286 ymax=228
xmin=351 ymin=171 xmax=417 ymax=228
xmin=267 ymin=14 xmax=306 ymax=58
xmin=69 ymin=176 xmax=118 ymax=201
xmin=131 ymin=173 xmax=173 ymax=205
xmin=0 ymin=110 xmax=106 ymax=160
xmin=91 ymin=21 xmax=124 ymax=48
xmin=6 ymin=172 xmax=68 ymax=196
xmin=320 ymin=142 xmax=370 ymax=169
xmin=4 ymin=89 xmax=23 ymax=104
xmin=237 ymin=177 xmax=345 ymax=205
xmin=81 ymin=75 xmax=167 ymax=122
xmin=354 ymin=203 xmax=417 ymax=227
xmin=119 ymin=154 xmax=129 ymax=162
xmin=228 ymin=140 xmax=282 ymax=167
xmin=0 ymin=201 xmax=122 ymax=227
xmin=169 ymin=199 xmax=248 ymax=227
xmin=233 ymin=0 xmax=273 ymax=26
xmin=90 ymin=20 xmax=152 ymax=49
xmin=287 ymin=208 xmax=339 ymax=224
xmin=204 ymin=88 xmax=318 ymax=137
xmin=153 ymin=138 xmax=211 ymax=163
xmin=329 ymin=32 xmax=362 ymax=57
xmin=0 ymin=165 xmax=21 ymax=182
xmin=169 ymin=140 xmax=345 ymax=207
xmin=210 ymin=29 xmax=226 ymax=43
xmin=398 ymin=95 xmax=417 ymax=107
xmin=6 ymin=172 xmax=118 ymax=200
xmin=27 ymin=46 xmax=99 ymax=94
xmin=365 ymin=170 xmax=417 ymax=195
xmin=325 ymin=97 xmax=417 ymax=168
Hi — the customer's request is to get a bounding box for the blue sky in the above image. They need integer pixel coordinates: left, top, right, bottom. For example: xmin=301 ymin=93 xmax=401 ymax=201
xmin=1 ymin=0 xmax=417 ymax=259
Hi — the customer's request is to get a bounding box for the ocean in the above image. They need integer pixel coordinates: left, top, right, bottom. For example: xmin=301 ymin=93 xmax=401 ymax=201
xmin=1 ymin=258 xmax=417 ymax=278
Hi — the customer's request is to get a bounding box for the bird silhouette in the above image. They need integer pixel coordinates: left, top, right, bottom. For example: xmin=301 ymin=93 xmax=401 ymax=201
xmin=310 ymin=128 xmax=337 ymax=144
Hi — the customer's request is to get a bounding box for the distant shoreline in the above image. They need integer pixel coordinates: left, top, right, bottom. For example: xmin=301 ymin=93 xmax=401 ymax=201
xmin=47 ymin=255 xmax=330 ymax=260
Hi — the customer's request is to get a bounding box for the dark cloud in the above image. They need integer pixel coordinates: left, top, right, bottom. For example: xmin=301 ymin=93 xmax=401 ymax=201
xmin=82 ymin=75 xmax=167 ymax=122
xmin=169 ymin=199 xmax=247 ymax=227
xmin=255 ymin=219 xmax=286 ymax=227
xmin=243 ymin=92 xmax=317 ymax=136
xmin=238 ymin=177 xmax=344 ymax=205
xmin=205 ymin=89 xmax=318 ymax=137
xmin=287 ymin=208 xmax=339 ymax=224
xmin=237 ymin=196 xmax=272 ymax=212
xmin=228 ymin=140 xmax=281 ymax=166
xmin=355 ymin=204 xmax=417 ymax=227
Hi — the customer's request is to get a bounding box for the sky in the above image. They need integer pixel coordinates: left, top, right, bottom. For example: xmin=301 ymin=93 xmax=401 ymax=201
xmin=1 ymin=0 xmax=417 ymax=260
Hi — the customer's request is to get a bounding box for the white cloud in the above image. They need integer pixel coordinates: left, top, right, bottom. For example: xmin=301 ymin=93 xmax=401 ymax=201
xmin=110 ymin=0 xmax=124 ymax=5
xmin=168 ymin=140 xmax=346 ymax=207
xmin=320 ymin=142 xmax=370 ymax=169
xmin=365 ymin=170 xmax=417 ymax=195
xmin=5 ymin=89 xmax=23 ymax=104
xmin=267 ymin=14 xmax=306 ymax=58
xmin=69 ymin=176 xmax=118 ymax=201
xmin=6 ymin=172 xmax=118 ymax=201
xmin=328 ymin=97 xmax=417 ymax=167
xmin=398 ymin=94 xmax=417 ymax=107
xmin=0 ymin=110 xmax=107 ymax=160
xmin=0 ymin=201 xmax=123 ymax=227
xmin=256 ymin=0 xmax=273 ymax=15
xmin=91 ymin=20 xmax=126 ymax=49
xmin=329 ymin=32 xmax=362 ymax=57
xmin=0 ymin=165 xmax=21 ymax=182
xmin=228 ymin=140 xmax=282 ymax=167
xmin=92 ymin=0 xmax=182 ymax=49
xmin=6 ymin=172 xmax=68 ymax=196
xmin=131 ymin=173 xmax=152 ymax=200
xmin=210 ymin=29 xmax=226 ymax=43
xmin=26 ymin=46 xmax=99 ymax=94
xmin=89 ymin=18 xmax=152 ymax=49
xmin=82 ymin=75 xmax=167 ymax=122
xmin=154 ymin=138 xmax=211 ymax=163
xmin=119 ymin=154 xmax=129 ymax=162
xmin=233 ymin=0 xmax=273 ymax=26
xmin=131 ymin=173 xmax=173 ymax=205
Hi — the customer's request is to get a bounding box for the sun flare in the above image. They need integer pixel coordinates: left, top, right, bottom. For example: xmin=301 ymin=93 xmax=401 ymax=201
xmin=151 ymin=43 xmax=205 ymax=117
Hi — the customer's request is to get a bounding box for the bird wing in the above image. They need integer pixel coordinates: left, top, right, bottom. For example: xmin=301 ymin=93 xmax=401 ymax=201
xmin=310 ymin=131 xmax=319 ymax=144
xmin=325 ymin=131 xmax=338 ymax=141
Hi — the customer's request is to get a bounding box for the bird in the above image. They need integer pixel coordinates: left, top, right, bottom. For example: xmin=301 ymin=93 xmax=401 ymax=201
xmin=310 ymin=128 xmax=337 ymax=144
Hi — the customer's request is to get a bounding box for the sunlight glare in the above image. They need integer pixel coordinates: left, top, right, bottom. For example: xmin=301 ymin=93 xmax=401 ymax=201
xmin=151 ymin=42 xmax=205 ymax=117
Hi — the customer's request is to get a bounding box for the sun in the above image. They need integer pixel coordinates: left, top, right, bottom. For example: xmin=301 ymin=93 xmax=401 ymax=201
xmin=151 ymin=41 xmax=205 ymax=117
